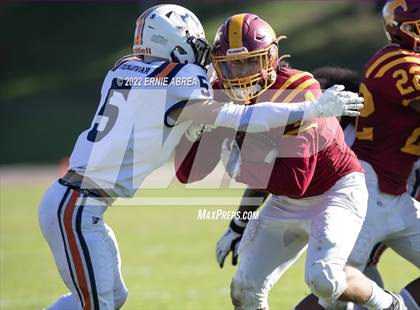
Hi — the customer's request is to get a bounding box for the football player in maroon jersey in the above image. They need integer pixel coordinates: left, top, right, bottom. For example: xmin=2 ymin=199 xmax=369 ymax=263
xmin=174 ymin=13 xmax=403 ymax=310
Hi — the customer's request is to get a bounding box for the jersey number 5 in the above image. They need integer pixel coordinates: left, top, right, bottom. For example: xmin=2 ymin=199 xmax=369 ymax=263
xmin=87 ymin=79 xmax=131 ymax=143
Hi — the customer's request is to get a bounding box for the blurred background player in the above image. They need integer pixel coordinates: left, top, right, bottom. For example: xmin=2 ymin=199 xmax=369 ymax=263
xmin=295 ymin=0 xmax=420 ymax=309
xmin=174 ymin=13 xmax=396 ymax=310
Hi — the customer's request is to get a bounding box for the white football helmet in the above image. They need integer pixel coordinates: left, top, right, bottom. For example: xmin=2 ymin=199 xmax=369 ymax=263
xmin=133 ymin=4 xmax=211 ymax=67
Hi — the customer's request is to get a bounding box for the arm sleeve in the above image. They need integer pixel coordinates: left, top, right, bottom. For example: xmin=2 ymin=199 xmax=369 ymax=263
xmin=214 ymin=100 xmax=319 ymax=132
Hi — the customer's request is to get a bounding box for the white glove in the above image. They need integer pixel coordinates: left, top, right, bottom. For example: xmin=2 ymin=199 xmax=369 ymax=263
xmin=184 ymin=123 xmax=214 ymax=143
xmin=221 ymin=138 xmax=241 ymax=178
xmin=216 ymin=218 xmax=247 ymax=267
xmin=313 ymin=84 xmax=364 ymax=118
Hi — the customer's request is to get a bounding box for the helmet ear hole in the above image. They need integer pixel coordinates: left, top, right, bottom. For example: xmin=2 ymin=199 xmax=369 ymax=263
xmin=171 ymin=46 xmax=189 ymax=63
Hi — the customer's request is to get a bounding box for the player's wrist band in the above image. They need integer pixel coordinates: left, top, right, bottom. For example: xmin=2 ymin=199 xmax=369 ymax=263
xmin=229 ymin=218 xmax=246 ymax=234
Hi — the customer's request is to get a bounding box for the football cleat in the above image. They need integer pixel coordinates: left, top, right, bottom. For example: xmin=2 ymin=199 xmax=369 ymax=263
xmin=385 ymin=291 xmax=407 ymax=310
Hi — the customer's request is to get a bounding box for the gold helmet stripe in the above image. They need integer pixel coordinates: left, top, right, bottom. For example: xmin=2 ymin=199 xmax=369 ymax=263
xmin=229 ymin=14 xmax=246 ymax=49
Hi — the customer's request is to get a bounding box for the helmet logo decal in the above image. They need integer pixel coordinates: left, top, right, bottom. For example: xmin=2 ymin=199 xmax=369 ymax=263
xmin=180 ymin=13 xmax=190 ymax=23
xmin=229 ymin=14 xmax=246 ymax=49
xmin=136 ymin=47 xmax=152 ymax=55
xmin=171 ymin=12 xmax=202 ymax=34
xmin=384 ymin=0 xmax=408 ymax=25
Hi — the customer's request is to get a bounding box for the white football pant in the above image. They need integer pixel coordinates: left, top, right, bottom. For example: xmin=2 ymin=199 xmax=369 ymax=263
xmin=230 ymin=172 xmax=368 ymax=310
xmin=38 ymin=182 xmax=128 ymax=310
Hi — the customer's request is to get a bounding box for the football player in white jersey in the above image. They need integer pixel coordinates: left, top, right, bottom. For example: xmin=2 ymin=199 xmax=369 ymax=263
xmin=38 ymin=4 xmax=364 ymax=310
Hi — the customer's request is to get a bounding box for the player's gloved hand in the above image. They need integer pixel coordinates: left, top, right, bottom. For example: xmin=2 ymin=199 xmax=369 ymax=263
xmin=221 ymin=138 xmax=241 ymax=178
xmin=185 ymin=123 xmax=214 ymax=143
xmin=216 ymin=218 xmax=247 ymax=267
xmin=314 ymin=85 xmax=364 ymax=118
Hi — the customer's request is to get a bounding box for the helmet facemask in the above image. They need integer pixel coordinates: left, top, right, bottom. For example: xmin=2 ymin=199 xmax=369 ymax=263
xmin=383 ymin=0 xmax=420 ymax=52
xmin=186 ymin=31 xmax=212 ymax=67
xmin=400 ymin=20 xmax=420 ymax=52
xmin=213 ymin=44 xmax=278 ymax=104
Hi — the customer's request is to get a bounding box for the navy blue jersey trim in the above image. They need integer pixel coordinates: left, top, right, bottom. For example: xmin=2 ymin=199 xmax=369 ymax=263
xmin=164 ymin=100 xmax=188 ymax=128
xmin=411 ymin=169 xmax=419 ymax=197
xmin=165 ymin=63 xmax=184 ymax=84
xmin=147 ymin=62 xmax=170 ymax=78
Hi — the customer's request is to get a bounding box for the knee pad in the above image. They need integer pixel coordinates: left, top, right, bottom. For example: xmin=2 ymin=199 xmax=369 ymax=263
xmin=318 ymin=297 xmax=352 ymax=310
xmin=305 ymin=261 xmax=347 ymax=301
xmin=230 ymin=271 xmax=268 ymax=310
xmin=114 ymin=287 xmax=128 ymax=310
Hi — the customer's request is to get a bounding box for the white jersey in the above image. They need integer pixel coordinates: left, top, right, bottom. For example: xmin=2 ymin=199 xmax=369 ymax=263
xmin=69 ymin=56 xmax=213 ymax=197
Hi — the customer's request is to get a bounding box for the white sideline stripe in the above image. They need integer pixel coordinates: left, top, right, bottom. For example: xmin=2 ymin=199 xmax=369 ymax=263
xmin=113 ymin=197 xmax=265 ymax=206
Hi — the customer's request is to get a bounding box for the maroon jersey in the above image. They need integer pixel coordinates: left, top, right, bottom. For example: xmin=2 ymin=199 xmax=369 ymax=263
xmin=175 ymin=67 xmax=363 ymax=198
xmin=352 ymin=45 xmax=420 ymax=195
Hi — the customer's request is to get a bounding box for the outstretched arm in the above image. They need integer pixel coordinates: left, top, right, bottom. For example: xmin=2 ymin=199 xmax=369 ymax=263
xmin=169 ymin=85 xmax=364 ymax=132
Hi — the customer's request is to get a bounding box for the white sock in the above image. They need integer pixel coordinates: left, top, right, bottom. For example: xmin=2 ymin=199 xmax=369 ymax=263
xmin=400 ymin=288 xmax=420 ymax=310
xmin=363 ymin=282 xmax=393 ymax=310
xmin=46 ymin=293 xmax=80 ymax=310
xmin=363 ymin=265 xmax=384 ymax=289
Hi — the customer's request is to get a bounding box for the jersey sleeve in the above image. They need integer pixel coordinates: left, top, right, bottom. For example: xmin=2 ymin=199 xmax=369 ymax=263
xmin=365 ymin=60 xmax=420 ymax=107
xmin=175 ymin=127 xmax=230 ymax=183
xmin=164 ymin=64 xmax=214 ymax=127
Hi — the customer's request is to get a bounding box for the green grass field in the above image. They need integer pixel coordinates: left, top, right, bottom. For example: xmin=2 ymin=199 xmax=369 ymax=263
xmin=0 ymin=184 xmax=418 ymax=310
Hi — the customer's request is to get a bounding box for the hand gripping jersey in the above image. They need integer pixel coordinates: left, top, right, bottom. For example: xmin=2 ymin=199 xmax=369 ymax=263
xmin=352 ymin=45 xmax=420 ymax=195
xmin=69 ymin=56 xmax=213 ymax=198
xmin=176 ymin=67 xmax=363 ymax=198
